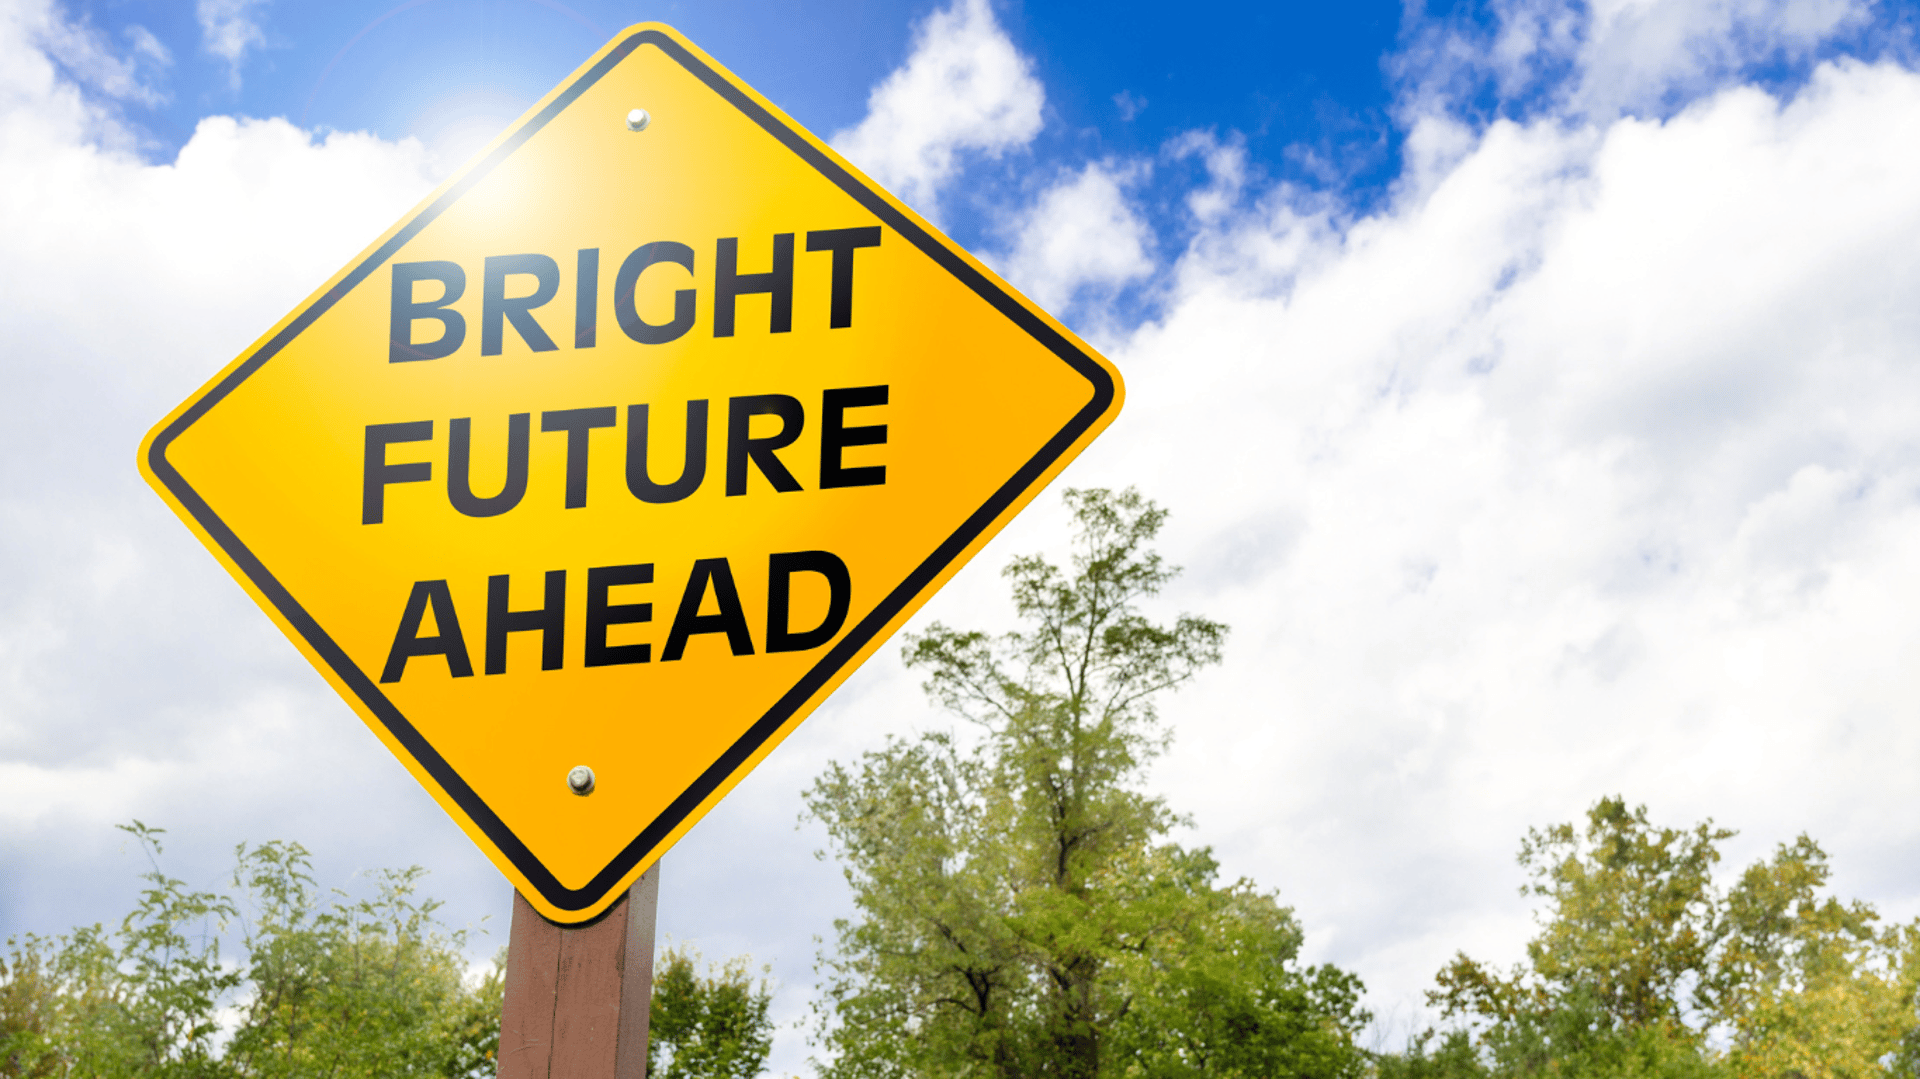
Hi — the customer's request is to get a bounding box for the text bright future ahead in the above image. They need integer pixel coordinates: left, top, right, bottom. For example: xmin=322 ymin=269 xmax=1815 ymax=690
xmin=140 ymin=23 xmax=1122 ymax=924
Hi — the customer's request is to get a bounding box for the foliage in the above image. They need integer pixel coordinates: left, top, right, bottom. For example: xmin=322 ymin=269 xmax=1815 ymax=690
xmin=1 ymin=824 xmax=777 ymax=1079
xmin=0 ymin=823 xmax=500 ymax=1079
xmin=1710 ymin=837 xmax=1918 ymax=1079
xmin=1372 ymin=1029 xmax=1485 ymax=1079
xmin=806 ymin=488 xmax=1369 ymax=1079
xmin=2 ymin=821 xmax=242 ymax=1079
xmin=648 ymin=944 xmax=775 ymax=1079
xmin=1389 ymin=797 xmax=1920 ymax=1078
xmin=221 ymin=840 xmax=496 ymax=1079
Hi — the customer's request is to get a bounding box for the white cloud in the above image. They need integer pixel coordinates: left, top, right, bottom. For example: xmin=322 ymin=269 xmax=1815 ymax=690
xmin=1167 ymin=129 xmax=1251 ymax=225
xmin=830 ymin=0 xmax=1043 ymax=220
xmin=124 ymin=24 xmax=169 ymax=70
xmin=997 ymin=161 xmax=1155 ymax=313
xmin=0 ymin=100 xmax=437 ymax=749
xmin=197 ymin=0 xmax=267 ymax=85
xmin=1571 ymin=0 xmax=1867 ymax=114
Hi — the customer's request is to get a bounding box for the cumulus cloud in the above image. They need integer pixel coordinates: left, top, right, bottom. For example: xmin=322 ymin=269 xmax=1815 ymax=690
xmin=831 ymin=0 xmax=1044 ymax=220
xmin=1086 ymin=56 xmax=1920 ymax=1029
xmin=197 ymin=0 xmax=268 ymax=85
xmin=997 ymin=161 xmax=1155 ymax=313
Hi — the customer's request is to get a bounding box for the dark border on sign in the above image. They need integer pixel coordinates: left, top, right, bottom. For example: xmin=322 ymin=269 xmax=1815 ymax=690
xmin=146 ymin=28 xmax=1116 ymax=916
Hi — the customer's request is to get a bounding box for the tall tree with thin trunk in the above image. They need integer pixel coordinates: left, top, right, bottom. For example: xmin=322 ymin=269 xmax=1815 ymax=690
xmin=807 ymin=488 xmax=1369 ymax=1079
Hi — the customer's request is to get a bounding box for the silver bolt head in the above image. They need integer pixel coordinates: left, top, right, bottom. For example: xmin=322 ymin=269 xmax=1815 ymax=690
xmin=567 ymin=765 xmax=596 ymax=795
xmin=626 ymin=108 xmax=650 ymax=132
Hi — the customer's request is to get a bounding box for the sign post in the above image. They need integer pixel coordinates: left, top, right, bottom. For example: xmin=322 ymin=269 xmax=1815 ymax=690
xmin=498 ymin=864 xmax=659 ymax=1078
xmin=141 ymin=21 xmax=1123 ymax=1072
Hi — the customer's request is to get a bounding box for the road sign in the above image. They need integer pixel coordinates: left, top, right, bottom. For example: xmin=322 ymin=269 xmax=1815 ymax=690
xmin=140 ymin=23 xmax=1122 ymax=924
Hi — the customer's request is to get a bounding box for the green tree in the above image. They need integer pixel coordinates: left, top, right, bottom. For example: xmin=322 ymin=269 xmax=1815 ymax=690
xmin=1372 ymin=1029 xmax=1484 ymax=1079
xmin=1398 ymin=797 xmax=1920 ymax=1078
xmin=0 ymin=824 xmax=502 ymax=1079
xmin=806 ymin=487 xmax=1369 ymax=1079
xmin=2 ymin=824 xmax=774 ymax=1079
xmin=1 ymin=821 xmax=240 ymax=1079
xmin=1707 ymin=837 xmax=1916 ymax=1079
xmin=1426 ymin=796 xmax=1731 ymax=1076
xmin=647 ymin=945 xmax=775 ymax=1079
xmin=222 ymin=839 xmax=496 ymax=1079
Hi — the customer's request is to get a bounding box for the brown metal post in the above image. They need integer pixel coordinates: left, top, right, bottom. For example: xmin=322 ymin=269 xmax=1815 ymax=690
xmin=498 ymin=861 xmax=660 ymax=1079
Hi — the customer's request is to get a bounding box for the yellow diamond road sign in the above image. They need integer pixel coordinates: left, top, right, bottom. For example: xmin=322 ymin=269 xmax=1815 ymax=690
xmin=140 ymin=23 xmax=1122 ymax=923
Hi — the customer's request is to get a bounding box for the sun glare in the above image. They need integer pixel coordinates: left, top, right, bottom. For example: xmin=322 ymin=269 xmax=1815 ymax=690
xmin=412 ymin=87 xmax=532 ymax=177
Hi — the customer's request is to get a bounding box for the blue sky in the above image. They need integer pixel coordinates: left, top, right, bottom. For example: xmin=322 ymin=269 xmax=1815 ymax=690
xmin=67 ymin=0 xmax=1406 ymax=194
xmin=11 ymin=0 xmax=1920 ymax=1071
xmin=50 ymin=0 xmax=1920 ymax=251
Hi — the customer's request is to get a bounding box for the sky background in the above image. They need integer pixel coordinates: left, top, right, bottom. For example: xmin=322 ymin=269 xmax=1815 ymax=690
xmin=6 ymin=0 xmax=1920 ymax=1069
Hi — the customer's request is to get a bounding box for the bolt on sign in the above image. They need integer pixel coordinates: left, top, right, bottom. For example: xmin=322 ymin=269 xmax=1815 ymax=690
xmin=140 ymin=23 xmax=1122 ymax=924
